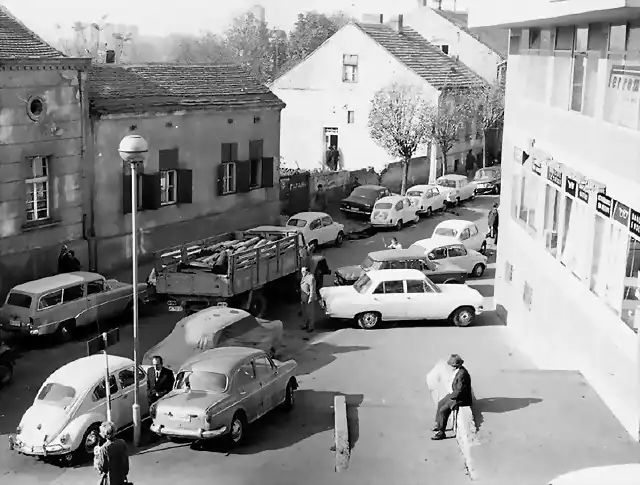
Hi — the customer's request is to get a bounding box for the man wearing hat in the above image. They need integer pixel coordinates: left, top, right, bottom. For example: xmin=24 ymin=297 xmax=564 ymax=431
xmin=432 ymin=354 xmax=472 ymax=440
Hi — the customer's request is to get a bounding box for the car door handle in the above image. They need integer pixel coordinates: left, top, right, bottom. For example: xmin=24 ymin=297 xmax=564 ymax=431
xmin=239 ymin=390 xmax=247 ymax=396
xmin=373 ymin=297 xmax=379 ymax=301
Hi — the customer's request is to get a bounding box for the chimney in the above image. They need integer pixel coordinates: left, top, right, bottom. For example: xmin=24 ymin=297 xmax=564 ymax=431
xmin=387 ymin=15 xmax=404 ymax=33
xmin=362 ymin=13 xmax=384 ymax=24
xmin=105 ymin=49 xmax=115 ymax=64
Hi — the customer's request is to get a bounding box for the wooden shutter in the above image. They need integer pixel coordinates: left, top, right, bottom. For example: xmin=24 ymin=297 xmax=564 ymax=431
xmin=261 ymin=157 xmax=274 ymax=187
xmin=159 ymin=148 xmax=179 ymax=170
xmin=141 ymin=173 xmax=161 ymax=210
xmin=123 ymin=174 xmax=132 ymax=214
xmin=217 ymin=164 xmax=226 ymax=196
xmin=176 ymin=169 xmax=193 ymax=204
xmin=249 ymin=139 xmax=263 ymax=160
xmin=236 ymin=160 xmax=251 ymax=193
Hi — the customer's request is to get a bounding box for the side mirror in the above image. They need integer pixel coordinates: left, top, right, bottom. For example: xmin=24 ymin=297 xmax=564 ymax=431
xmin=428 ymin=253 xmax=435 ymax=260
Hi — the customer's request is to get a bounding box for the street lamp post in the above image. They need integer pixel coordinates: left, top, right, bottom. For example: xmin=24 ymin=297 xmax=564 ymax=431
xmin=118 ymin=134 xmax=148 ymax=448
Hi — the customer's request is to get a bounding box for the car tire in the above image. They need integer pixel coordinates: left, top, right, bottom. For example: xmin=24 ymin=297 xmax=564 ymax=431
xmin=395 ymin=220 xmax=403 ymax=231
xmin=282 ymin=380 xmax=296 ymax=412
xmin=357 ymin=311 xmax=380 ymax=330
xmin=228 ymin=412 xmax=247 ymax=447
xmin=450 ymin=307 xmax=475 ymax=327
xmin=480 ymin=241 xmax=487 ymax=254
xmin=493 ymin=185 xmax=501 ymax=195
xmin=67 ymin=423 xmax=100 ymax=466
xmin=0 ymin=363 xmax=13 ymax=387
xmin=413 ymin=213 xmax=420 ymax=224
xmin=472 ymin=263 xmax=486 ymax=278
xmin=308 ymin=240 xmax=318 ymax=253
xmin=335 ymin=231 xmax=344 ymax=246
xmin=426 ymin=207 xmax=432 ymax=217
xmin=57 ymin=319 xmax=75 ymax=343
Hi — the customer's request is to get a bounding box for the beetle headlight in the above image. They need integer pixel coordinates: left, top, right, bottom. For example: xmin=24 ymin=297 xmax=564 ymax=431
xmin=150 ymin=403 xmax=157 ymax=419
xmin=59 ymin=433 xmax=70 ymax=444
xmin=16 ymin=425 xmax=22 ymax=434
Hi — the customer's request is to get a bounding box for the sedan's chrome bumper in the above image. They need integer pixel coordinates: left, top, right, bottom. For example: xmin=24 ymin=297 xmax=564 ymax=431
xmin=9 ymin=435 xmax=71 ymax=456
xmin=150 ymin=423 xmax=227 ymax=439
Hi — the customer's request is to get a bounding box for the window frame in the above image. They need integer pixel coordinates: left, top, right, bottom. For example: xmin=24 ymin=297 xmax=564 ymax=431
xmin=160 ymin=169 xmax=177 ymax=206
xmin=222 ymin=162 xmax=237 ymax=195
xmin=342 ymin=54 xmax=359 ymax=83
xmin=26 ymin=156 xmax=51 ymax=223
xmin=347 ymin=111 xmax=355 ymax=124
xmin=62 ymin=284 xmax=85 ymax=303
xmin=406 ymin=279 xmax=426 ymax=293
xmin=87 ymin=280 xmax=105 ymax=295
xmin=38 ymin=289 xmax=63 ymax=310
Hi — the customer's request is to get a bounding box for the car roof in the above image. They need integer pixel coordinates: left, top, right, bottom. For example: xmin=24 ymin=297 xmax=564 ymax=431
xmin=437 ymin=174 xmax=467 ymax=180
xmin=354 ymin=184 xmax=385 ymax=190
xmin=376 ymin=195 xmax=404 ymax=204
xmin=411 ymin=237 xmax=462 ymax=251
xmin=436 ymin=219 xmax=474 ymax=230
xmin=288 ymin=212 xmax=330 ymax=220
xmin=370 ymin=247 xmax=426 ymax=261
xmin=47 ymin=354 xmax=134 ymax=391
xmin=366 ymin=268 xmax=426 ymax=281
xmin=550 ymin=464 xmax=640 ymax=484
xmin=180 ymin=306 xmax=252 ymax=334
xmin=407 ymin=184 xmax=436 ymax=192
xmin=181 ymin=347 xmax=265 ymax=375
xmin=12 ymin=272 xmax=103 ymax=295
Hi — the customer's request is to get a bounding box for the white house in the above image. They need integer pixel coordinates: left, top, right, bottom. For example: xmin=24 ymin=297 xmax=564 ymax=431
xmin=270 ymin=16 xmax=484 ymax=177
xmin=470 ymin=0 xmax=640 ymax=440
xmin=406 ymin=5 xmax=509 ymax=85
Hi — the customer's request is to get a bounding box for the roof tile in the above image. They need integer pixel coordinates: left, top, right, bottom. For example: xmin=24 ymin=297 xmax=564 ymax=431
xmin=89 ymin=63 xmax=286 ymax=115
xmin=0 ymin=6 xmax=65 ymax=59
xmin=356 ymin=23 xmax=485 ymax=89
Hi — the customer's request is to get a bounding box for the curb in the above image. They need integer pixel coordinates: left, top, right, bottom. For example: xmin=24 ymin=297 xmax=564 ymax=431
xmin=334 ymin=394 xmax=350 ymax=472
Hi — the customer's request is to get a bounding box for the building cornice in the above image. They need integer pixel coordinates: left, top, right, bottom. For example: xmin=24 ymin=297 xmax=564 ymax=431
xmin=0 ymin=57 xmax=91 ymax=70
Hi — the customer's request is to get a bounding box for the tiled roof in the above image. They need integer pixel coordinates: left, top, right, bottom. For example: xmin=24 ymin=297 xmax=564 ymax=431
xmin=431 ymin=10 xmax=509 ymax=59
xmin=0 ymin=6 xmax=65 ymax=59
xmin=89 ymin=63 xmax=286 ymax=115
xmin=356 ymin=23 xmax=485 ymax=89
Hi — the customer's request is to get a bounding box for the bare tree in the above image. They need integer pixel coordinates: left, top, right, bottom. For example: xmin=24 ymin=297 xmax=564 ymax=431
xmin=465 ymin=83 xmax=505 ymax=167
xmin=368 ymin=83 xmax=435 ymax=195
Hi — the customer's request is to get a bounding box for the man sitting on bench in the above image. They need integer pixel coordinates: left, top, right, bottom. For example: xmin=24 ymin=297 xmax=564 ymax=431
xmin=432 ymin=354 xmax=472 ymax=440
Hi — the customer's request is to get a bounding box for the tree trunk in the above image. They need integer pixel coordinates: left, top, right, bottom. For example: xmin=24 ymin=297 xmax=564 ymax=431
xmin=401 ymin=158 xmax=410 ymax=195
xmin=440 ymin=152 xmax=448 ymax=178
xmin=482 ymin=132 xmax=487 ymax=168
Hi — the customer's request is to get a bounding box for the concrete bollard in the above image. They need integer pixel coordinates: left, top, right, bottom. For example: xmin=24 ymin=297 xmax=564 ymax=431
xmin=334 ymin=395 xmax=350 ymax=472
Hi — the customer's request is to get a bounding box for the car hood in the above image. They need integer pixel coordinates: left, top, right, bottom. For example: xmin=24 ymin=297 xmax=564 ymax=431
xmin=335 ymin=265 xmax=363 ymax=281
xmin=18 ymin=402 xmax=71 ymax=445
xmin=320 ymin=285 xmax=357 ymax=301
xmin=156 ymin=389 xmax=227 ymax=416
xmin=341 ymin=195 xmax=373 ymax=206
xmin=437 ymin=284 xmax=483 ymax=303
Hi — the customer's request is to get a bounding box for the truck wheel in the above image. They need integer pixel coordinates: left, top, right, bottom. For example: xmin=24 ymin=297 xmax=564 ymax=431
xmin=248 ymin=292 xmax=267 ymax=318
xmin=57 ymin=320 xmax=75 ymax=343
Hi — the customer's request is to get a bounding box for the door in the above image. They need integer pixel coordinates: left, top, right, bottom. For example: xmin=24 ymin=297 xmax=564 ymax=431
xmin=320 ymin=216 xmax=337 ymax=244
xmin=60 ymin=284 xmax=88 ymax=327
xmin=430 ymin=188 xmax=445 ymax=211
xmin=371 ymin=280 xmax=408 ymax=319
xmin=403 ymin=198 xmax=416 ymax=220
xmin=458 ymin=228 xmax=473 ymax=250
xmin=405 ymin=279 xmax=447 ymax=319
xmin=254 ymin=355 xmax=280 ymax=413
xmin=86 ymin=279 xmax=115 ymax=330
xmin=446 ymin=245 xmax=472 ymax=273
xmin=307 ymin=218 xmax=323 ymax=245
xmin=91 ymin=374 xmax=121 ymax=424
xmin=116 ymin=366 xmax=149 ymax=427
xmin=467 ymin=223 xmax=484 ymax=251
xmin=234 ymin=361 xmax=263 ymax=422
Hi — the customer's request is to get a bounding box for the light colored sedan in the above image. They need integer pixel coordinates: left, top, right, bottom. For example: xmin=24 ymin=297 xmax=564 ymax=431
xmin=320 ymin=269 xmax=484 ymax=329
xmin=286 ymin=212 xmax=345 ymax=251
xmin=410 ymin=237 xmax=488 ymax=277
xmin=432 ymin=219 xmax=487 ymax=254
xmin=370 ymin=195 xmax=420 ymax=230
xmin=435 ymin=174 xmax=477 ymax=206
xmin=406 ymin=184 xmax=446 ymax=216
xmin=150 ymin=347 xmax=298 ymax=446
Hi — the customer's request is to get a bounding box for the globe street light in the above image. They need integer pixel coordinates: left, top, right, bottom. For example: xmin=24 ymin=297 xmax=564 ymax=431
xmin=118 ymin=134 xmax=148 ymax=448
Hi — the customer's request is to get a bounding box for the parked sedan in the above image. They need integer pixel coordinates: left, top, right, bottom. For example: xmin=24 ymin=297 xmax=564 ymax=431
xmin=334 ymin=247 xmax=468 ymax=286
xmin=286 ymin=212 xmax=345 ymax=251
xmin=473 ymin=167 xmax=501 ymax=195
xmin=406 ymin=184 xmax=446 ymax=216
xmin=320 ymin=269 xmax=484 ymax=329
xmin=370 ymin=195 xmax=420 ymax=230
xmin=340 ymin=185 xmax=391 ymax=217
xmin=410 ymin=237 xmax=488 ymax=277
xmin=432 ymin=220 xmax=487 ymax=254
xmin=436 ymin=174 xmax=477 ymax=206
xmin=150 ymin=347 xmax=298 ymax=446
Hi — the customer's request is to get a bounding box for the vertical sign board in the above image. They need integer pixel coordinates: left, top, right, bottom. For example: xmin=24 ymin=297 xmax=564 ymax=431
xmin=596 ymin=193 xmax=613 ymax=218
xmin=630 ymin=209 xmax=640 ymax=240
xmin=612 ymin=200 xmax=631 ymax=227
xmin=547 ymin=166 xmax=563 ymax=187
xmin=565 ymin=177 xmax=577 ymax=197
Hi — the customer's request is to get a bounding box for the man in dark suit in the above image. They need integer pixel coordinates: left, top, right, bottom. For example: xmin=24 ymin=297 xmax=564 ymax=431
xmin=432 ymin=354 xmax=472 ymax=440
xmin=147 ymin=356 xmax=175 ymax=404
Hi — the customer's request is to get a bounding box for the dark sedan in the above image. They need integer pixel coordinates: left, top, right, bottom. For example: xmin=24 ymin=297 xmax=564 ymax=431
xmin=340 ymin=185 xmax=391 ymax=217
xmin=473 ymin=167 xmax=501 ymax=194
xmin=334 ymin=247 xmax=468 ymax=286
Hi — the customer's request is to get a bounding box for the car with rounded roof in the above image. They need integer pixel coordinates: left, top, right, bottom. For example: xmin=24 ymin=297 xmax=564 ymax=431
xmin=406 ymin=184 xmax=446 ymax=216
xmin=150 ymin=346 xmax=298 ymax=446
xmin=370 ymin=195 xmax=420 ymax=230
xmin=340 ymin=185 xmax=391 ymax=217
xmin=9 ymin=354 xmax=149 ymax=465
xmin=410 ymin=237 xmax=488 ymax=278
xmin=435 ymin=174 xmax=477 ymax=206
xmin=320 ymin=269 xmax=484 ymax=329
xmin=286 ymin=211 xmax=345 ymax=251
xmin=334 ymin=247 xmax=468 ymax=286
xmin=473 ymin=167 xmax=501 ymax=195
xmin=432 ymin=219 xmax=487 ymax=254
xmin=548 ymin=464 xmax=640 ymax=485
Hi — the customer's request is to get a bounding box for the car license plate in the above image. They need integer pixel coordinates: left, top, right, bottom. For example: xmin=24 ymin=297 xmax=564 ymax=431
xmin=9 ymin=319 xmax=20 ymax=327
xmin=168 ymin=305 xmax=183 ymax=312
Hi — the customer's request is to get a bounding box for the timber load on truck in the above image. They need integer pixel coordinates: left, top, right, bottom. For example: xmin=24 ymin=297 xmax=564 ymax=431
xmin=153 ymin=226 xmax=326 ymax=316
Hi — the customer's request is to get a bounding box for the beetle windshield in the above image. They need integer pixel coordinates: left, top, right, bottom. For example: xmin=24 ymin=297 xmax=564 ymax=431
xmin=354 ymin=274 xmax=374 ymax=293
xmin=361 ymin=256 xmax=382 ymax=271
xmin=175 ymin=370 xmax=228 ymax=392
xmin=286 ymin=218 xmax=307 ymax=228
xmin=434 ymin=227 xmax=458 ymax=237
xmin=436 ymin=178 xmax=457 ymax=188
xmin=406 ymin=190 xmax=423 ymax=197
xmin=6 ymin=292 xmax=32 ymax=308
xmin=374 ymin=203 xmax=392 ymax=210
xmin=37 ymin=383 xmax=76 ymax=407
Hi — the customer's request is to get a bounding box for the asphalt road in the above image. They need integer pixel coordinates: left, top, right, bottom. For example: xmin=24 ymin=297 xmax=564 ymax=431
xmin=0 ymin=194 xmax=499 ymax=484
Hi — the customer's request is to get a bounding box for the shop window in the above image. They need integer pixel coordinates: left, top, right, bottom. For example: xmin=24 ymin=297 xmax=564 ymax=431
xmin=554 ymin=26 xmax=574 ymax=51
xmin=543 ymin=184 xmax=561 ymax=256
xmin=570 ymin=54 xmax=586 ymax=112
xmin=516 ymin=172 xmax=540 ymax=232
xmin=581 ymin=53 xmax=599 ymax=117
xmin=622 ymin=236 xmax=640 ymax=332
xmin=560 ymin=195 xmax=590 ymax=280
xmin=551 ymin=53 xmax=572 ymax=109
xmin=590 ymin=216 xmax=628 ymax=310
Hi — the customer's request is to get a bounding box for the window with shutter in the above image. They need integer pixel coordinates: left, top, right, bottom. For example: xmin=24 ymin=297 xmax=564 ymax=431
xmin=141 ymin=173 xmax=161 ymax=210
xmin=236 ymin=160 xmax=251 ymax=193
xmin=249 ymin=139 xmax=264 ymax=188
xmin=176 ymin=169 xmax=193 ymax=204
xmin=261 ymin=157 xmax=274 ymax=187
xmin=219 ymin=163 xmax=236 ymax=195
xmin=123 ymin=174 xmax=132 ymax=214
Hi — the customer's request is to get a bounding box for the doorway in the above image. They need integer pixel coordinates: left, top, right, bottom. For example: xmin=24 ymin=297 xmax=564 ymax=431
xmin=324 ymin=127 xmax=338 ymax=149
xmin=324 ymin=127 xmax=339 ymax=170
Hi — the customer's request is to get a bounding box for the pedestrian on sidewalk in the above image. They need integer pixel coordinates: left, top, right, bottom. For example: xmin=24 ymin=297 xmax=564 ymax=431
xmin=300 ymin=267 xmax=316 ymax=333
xmin=93 ymin=421 xmax=130 ymax=485
xmin=432 ymin=354 xmax=472 ymax=440
xmin=314 ymin=184 xmax=328 ymax=211
xmin=57 ymin=245 xmax=72 ymax=273
xmin=465 ymin=150 xmax=475 ymax=176
xmin=387 ymin=237 xmax=402 ymax=250
xmin=488 ymin=203 xmax=499 ymax=242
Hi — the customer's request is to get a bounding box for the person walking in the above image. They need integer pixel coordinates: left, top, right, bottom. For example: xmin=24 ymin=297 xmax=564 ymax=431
xmin=300 ymin=267 xmax=316 ymax=333
xmin=465 ymin=150 xmax=475 ymax=176
xmin=432 ymin=354 xmax=472 ymax=440
xmin=314 ymin=184 xmax=328 ymax=212
xmin=93 ymin=421 xmax=130 ymax=485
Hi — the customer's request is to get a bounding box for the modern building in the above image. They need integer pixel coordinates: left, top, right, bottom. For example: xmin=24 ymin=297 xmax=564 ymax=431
xmin=469 ymin=1 xmax=640 ymax=439
xmin=0 ymin=6 xmax=91 ymax=300
xmin=87 ymin=64 xmax=285 ymax=273
xmin=270 ymin=16 xmax=484 ymax=176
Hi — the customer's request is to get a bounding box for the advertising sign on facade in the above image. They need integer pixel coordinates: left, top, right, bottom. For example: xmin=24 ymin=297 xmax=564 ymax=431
xmin=630 ymin=209 xmax=640 ymax=239
xmin=565 ymin=177 xmax=577 ymax=197
xmin=532 ymin=159 xmax=542 ymax=175
xmin=596 ymin=193 xmax=613 ymax=218
xmin=604 ymin=65 xmax=640 ymax=129
xmin=547 ymin=166 xmax=563 ymax=187
xmin=612 ymin=200 xmax=631 ymax=227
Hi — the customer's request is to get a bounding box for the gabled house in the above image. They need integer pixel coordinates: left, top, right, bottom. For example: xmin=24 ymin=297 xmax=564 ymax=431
xmin=406 ymin=5 xmax=509 ymax=85
xmin=270 ymin=16 xmax=485 ymax=177
xmin=87 ymin=63 xmax=285 ymax=273
xmin=0 ymin=6 xmax=90 ymax=299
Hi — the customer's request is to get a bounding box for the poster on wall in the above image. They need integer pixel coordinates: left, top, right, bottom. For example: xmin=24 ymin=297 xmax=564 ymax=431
xmin=596 ymin=193 xmax=613 ymax=217
xmin=605 ymin=65 xmax=640 ymax=129
xmin=630 ymin=209 xmax=640 ymax=240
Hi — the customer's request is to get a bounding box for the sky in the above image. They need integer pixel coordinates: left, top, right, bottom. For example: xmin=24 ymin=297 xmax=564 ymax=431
xmin=1 ymin=0 xmax=467 ymax=42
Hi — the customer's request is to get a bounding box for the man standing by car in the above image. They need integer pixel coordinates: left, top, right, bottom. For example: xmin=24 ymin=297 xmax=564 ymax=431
xmin=93 ymin=421 xmax=130 ymax=485
xmin=147 ymin=356 xmax=175 ymax=404
xmin=432 ymin=354 xmax=472 ymax=440
xmin=300 ymin=267 xmax=316 ymax=333
xmin=488 ymin=203 xmax=499 ymax=243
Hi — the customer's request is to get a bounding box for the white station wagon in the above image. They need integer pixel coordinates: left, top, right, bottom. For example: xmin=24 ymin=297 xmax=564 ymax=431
xmin=370 ymin=195 xmax=420 ymax=230
xmin=319 ymin=269 xmax=484 ymax=329
xmin=432 ymin=220 xmax=488 ymax=254
xmin=436 ymin=174 xmax=477 ymax=206
xmin=9 ymin=354 xmax=149 ymax=465
xmin=286 ymin=212 xmax=345 ymax=252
